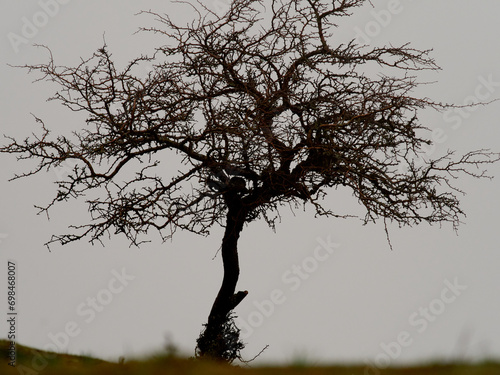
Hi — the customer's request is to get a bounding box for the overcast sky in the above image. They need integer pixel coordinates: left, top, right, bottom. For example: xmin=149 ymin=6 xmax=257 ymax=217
xmin=1 ymin=0 xmax=500 ymax=368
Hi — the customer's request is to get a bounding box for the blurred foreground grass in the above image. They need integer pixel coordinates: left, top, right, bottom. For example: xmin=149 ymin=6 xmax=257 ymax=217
xmin=2 ymin=339 xmax=499 ymax=375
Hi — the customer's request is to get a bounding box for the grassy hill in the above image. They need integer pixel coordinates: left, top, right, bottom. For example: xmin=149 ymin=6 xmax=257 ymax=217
xmin=1 ymin=339 xmax=499 ymax=374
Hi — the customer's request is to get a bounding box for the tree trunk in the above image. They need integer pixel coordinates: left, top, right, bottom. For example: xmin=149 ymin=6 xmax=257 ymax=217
xmin=196 ymin=197 xmax=248 ymax=361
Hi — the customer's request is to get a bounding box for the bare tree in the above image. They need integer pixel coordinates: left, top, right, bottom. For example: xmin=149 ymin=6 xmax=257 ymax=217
xmin=2 ymin=0 xmax=498 ymax=362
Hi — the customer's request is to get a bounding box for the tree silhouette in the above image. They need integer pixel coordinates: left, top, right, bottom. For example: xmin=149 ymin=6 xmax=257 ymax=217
xmin=2 ymin=0 xmax=499 ymax=362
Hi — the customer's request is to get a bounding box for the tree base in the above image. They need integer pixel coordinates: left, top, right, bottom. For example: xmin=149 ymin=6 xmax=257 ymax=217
xmin=195 ymin=312 xmax=246 ymax=363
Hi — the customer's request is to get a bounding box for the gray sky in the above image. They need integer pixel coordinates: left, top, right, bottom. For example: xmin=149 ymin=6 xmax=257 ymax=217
xmin=1 ymin=0 xmax=500 ymax=367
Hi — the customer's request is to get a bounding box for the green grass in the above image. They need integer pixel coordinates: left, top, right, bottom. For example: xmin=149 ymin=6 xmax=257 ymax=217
xmin=1 ymin=339 xmax=499 ymax=374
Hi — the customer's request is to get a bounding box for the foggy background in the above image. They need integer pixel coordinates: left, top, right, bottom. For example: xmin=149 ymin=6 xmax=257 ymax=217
xmin=1 ymin=0 xmax=499 ymax=366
